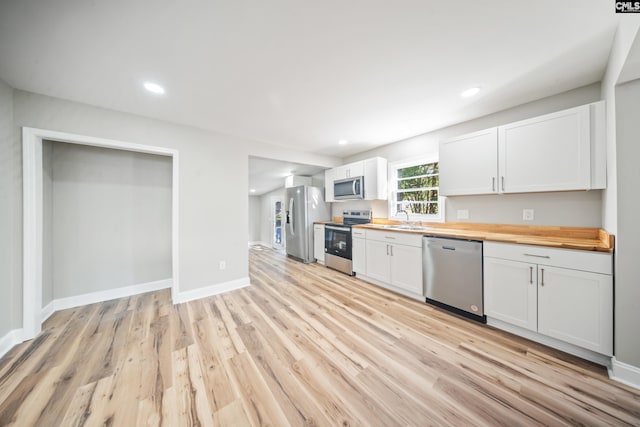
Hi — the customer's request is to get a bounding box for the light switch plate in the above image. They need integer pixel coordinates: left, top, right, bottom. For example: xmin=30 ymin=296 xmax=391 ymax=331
xmin=457 ymin=209 xmax=469 ymax=220
xmin=523 ymin=209 xmax=534 ymax=221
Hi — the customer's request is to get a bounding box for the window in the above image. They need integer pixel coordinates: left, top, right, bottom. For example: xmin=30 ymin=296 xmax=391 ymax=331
xmin=389 ymin=157 xmax=443 ymax=221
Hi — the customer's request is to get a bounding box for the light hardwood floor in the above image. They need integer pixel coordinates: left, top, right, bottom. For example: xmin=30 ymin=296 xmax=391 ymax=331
xmin=1 ymin=246 xmax=639 ymax=426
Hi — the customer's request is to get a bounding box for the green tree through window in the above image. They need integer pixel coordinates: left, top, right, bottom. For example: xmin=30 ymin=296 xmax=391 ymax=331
xmin=395 ymin=161 xmax=439 ymax=215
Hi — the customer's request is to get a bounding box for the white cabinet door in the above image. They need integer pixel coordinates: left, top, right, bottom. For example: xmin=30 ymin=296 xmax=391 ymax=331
xmin=365 ymin=239 xmax=391 ymax=283
xmin=499 ymin=105 xmax=590 ymax=193
xmin=484 ymin=257 xmax=537 ymax=331
xmin=537 ymin=266 xmax=613 ymax=355
xmin=324 ymin=169 xmax=335 ymax=202
xmin=363 ymin=157 xmax=387 ymax=200
xmin=346 ymin=161 xmax=364 ymax=178
xmin=352 ymin=237 xmax=366 ymax=275
xmin=313 ymin=225 xmax=325 ymax=263
xmin=390 ymin=244 xmax=423 ymax=295
xmin=439 ymin=128 xmax=498 ymax=196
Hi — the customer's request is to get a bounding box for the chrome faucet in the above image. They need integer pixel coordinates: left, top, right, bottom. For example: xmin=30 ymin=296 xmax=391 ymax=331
xmin=398 ymin=209 xmax=409 ymax=224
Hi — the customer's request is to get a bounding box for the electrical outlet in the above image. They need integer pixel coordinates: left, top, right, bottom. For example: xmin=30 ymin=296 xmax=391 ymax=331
xmin=219 ymin=260 xmax=226 ymax=270
xmin=523 ymin=209 xmax=534 ymax=221
xmin=457 ymin=209 xmax=469 ymax=220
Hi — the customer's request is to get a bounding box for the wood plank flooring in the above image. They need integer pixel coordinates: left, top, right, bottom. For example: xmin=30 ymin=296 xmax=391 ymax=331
xmin=1 ymin=245 xmax=639 ymax=426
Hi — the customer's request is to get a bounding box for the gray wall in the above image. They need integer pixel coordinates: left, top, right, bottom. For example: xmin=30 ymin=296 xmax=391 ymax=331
xmin=339 ymin=83 xmax=603 ymax=227
xmin=614 ymin=78 xmax=640 ymax=368
xmin=49 ymin=142 xmax=172 ymax=299
xmin=12 ymin=89 xmax=251 ymax=307
xmin=0 ymin=79 xmax=17 ymax=336
xmin=248 ymin=195 xmax=262 ymax=243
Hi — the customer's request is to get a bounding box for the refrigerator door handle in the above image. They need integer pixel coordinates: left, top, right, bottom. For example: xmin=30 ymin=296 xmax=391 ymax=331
xmin=288 ymin=198 xmax=295 ymax=236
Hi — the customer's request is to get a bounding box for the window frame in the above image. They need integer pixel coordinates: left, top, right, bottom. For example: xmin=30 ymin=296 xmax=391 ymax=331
xmin=388 ymin=155 xmax=444 ymax=223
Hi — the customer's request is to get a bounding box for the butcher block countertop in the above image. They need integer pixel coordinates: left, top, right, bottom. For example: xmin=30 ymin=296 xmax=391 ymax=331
xmin=349 ymin=221 xmax=614 ymax=253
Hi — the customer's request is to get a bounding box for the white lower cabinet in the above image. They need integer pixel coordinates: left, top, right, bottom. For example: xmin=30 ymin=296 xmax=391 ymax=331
xmin=389 ymin=243 xmax=423 ymax=295
xmin=484 ymin=257 xmax=537 ymax=331
xmin=484 ymin=242 xmax=613 ymax=356
xmin=364 ymin=230 xmax=423 ymax=295
xmin=365 ymin=239 xmax=391 ymax=282
xmin=352 ymin=229 xmax=366 ymax=275
xmin=313 ymin=224 xmax=325 ymax=263
xmin=537 ymin=266 xmax=612 ymax=355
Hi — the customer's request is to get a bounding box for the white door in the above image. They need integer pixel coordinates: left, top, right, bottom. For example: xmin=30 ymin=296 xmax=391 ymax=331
xmin=484 ymin=257 xmax=537 ymax=331
xmin=352 ymin=237 xmax=366 ymax=275
xmin=313 ymin=224 xmax=325 ymax=263
xmin=390 ymin=244 xmax=423 ymax=295
xmin=271 ymin=197 xmax=284 ymax=250
xmin=498 ymin=105 xmax=591 ymax=193
xmin=365 ymin=240 xmax=391 ymax=283
xmin=537 ymin=266 xmax=613 ymax=355
xmin=439 ymin=128 xmax=498 ymax=196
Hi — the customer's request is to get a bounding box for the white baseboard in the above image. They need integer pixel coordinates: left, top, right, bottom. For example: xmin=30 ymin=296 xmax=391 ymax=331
xmin=174 ymin=277 xmax=250 ymax=304
xmin=41 ymin=278 xmax=172 ymax=321
xmin=610 ymin=357 xmax=640 ymax=390
xmin=487 ymin=317 xmax=612 ymax=367
xmin=248 ymin=241 xmax=272 ymax=247
xmin=0 ymin=329 xmax=25 ymax=359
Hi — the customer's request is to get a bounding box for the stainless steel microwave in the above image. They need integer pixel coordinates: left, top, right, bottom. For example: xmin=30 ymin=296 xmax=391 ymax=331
xmin=334 ymin=176 xmax=364 ymax=200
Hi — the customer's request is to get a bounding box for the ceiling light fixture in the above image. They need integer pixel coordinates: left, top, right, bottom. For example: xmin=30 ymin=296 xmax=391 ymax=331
xmin=338 ymin=139 xmax=348 ymax=145
xmin=249 ymin=189 xmax=256 ymax=193
xmin=144 ymin=82 xmax=165 ymax=94
xmin=460 ymin=87 xmax=480 ymax=98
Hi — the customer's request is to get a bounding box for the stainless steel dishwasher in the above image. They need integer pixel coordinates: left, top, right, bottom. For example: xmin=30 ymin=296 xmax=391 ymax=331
xmin=423 ymin=236 xmax=485 ymax=323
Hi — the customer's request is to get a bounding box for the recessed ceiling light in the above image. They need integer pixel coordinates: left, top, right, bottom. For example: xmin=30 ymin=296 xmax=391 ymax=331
xmin=338 ymin=139 xmax=348 ymax=145
xmin=460 ymin=87 xmax=480 ymax=98
xmin=144 ymin=82 xmax=165 ymax=94
xmin=249 ymin=189 xmax=256 ymax=193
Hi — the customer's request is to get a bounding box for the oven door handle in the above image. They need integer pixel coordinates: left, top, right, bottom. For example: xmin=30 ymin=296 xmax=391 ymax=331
xmin=325 ymin=225 xmax=350 ymax=232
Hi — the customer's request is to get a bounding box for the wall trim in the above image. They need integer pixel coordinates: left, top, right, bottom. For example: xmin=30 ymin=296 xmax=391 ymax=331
xmin=248 ymin=241 xmax=272 ymax=247
xmin=22 ymin=127 xmax=180 ymax=341
xmin=610 ymin=357 xmax=640 ymax=390
xmin=174 ymin=277 xmax=250 ymax=304
xmin=487 ymin=317 xmax=612 ymax=368
xmin=0 ymin=329 xmax=25 ymax=359
xmin=40 ymin=279 xmax=172 ymax=322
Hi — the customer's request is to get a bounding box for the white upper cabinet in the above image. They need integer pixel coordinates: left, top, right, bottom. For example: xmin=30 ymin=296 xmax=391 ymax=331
xmin=499 ymin=104 xmax=590 ymax=193
xmin=363 ymin=157 xmax=387 ymax=200
xmin=439 ymin=101 xmax=605 ymax=196
xmin=439 ymin=128 xmax=498 ymax=196
xmin=324 ymin=168 xmax=335 ymax=202
xmin=324 ymin=157 xmax=388 ymax=202
xmin=333 ymin=162 xmax=364 ymax=180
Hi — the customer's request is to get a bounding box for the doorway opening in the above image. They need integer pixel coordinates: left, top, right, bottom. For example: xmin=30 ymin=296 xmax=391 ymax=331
xmin=22 ymin=127 xmax=179 ymax=340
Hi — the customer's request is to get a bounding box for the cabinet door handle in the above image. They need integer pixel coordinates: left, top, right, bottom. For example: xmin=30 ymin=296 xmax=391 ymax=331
xmin=501 ymin=176 xmax=505 ymax=192
xmin=529 ymin=266 xmax=533 ymax=284
xmin=492 ymin=177 xmax=495 ymax=192
xmin=386 ymin=244 xmax=389 ymax=255
xmin=523 ymin=253 xmax=551 ymax=259
xmin=540 ymin=268 xmax=545 ymax=287
xmin=390 ymin=246 xmax=394 ymax=256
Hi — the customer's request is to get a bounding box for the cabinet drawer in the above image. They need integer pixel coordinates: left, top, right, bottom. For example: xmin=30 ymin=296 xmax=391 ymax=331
xmin=314 ymin=224 xmax=325 ymax=231
xmin=484 ymin=242 xmax=612 ymax=275
xmin=365 ymin=230 xmax=422 ymax=247
xmin=352 ymin=228 xmax=367 ymax=238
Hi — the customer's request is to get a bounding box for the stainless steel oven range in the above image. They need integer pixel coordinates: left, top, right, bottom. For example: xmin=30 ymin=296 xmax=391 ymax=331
xmin=324 ymin=210 xmax=371 ymax=275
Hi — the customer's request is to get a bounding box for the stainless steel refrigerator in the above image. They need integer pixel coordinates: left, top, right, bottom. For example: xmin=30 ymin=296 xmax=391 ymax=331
xmin=285 ymin=185 xmax=330 ymax=263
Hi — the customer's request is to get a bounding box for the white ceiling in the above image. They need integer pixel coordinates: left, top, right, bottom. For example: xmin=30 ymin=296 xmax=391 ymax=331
xmin=249 ymin=157 xmax=326 ymax=196
xmin=0 ymin=1 xmax=620 ymax=191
